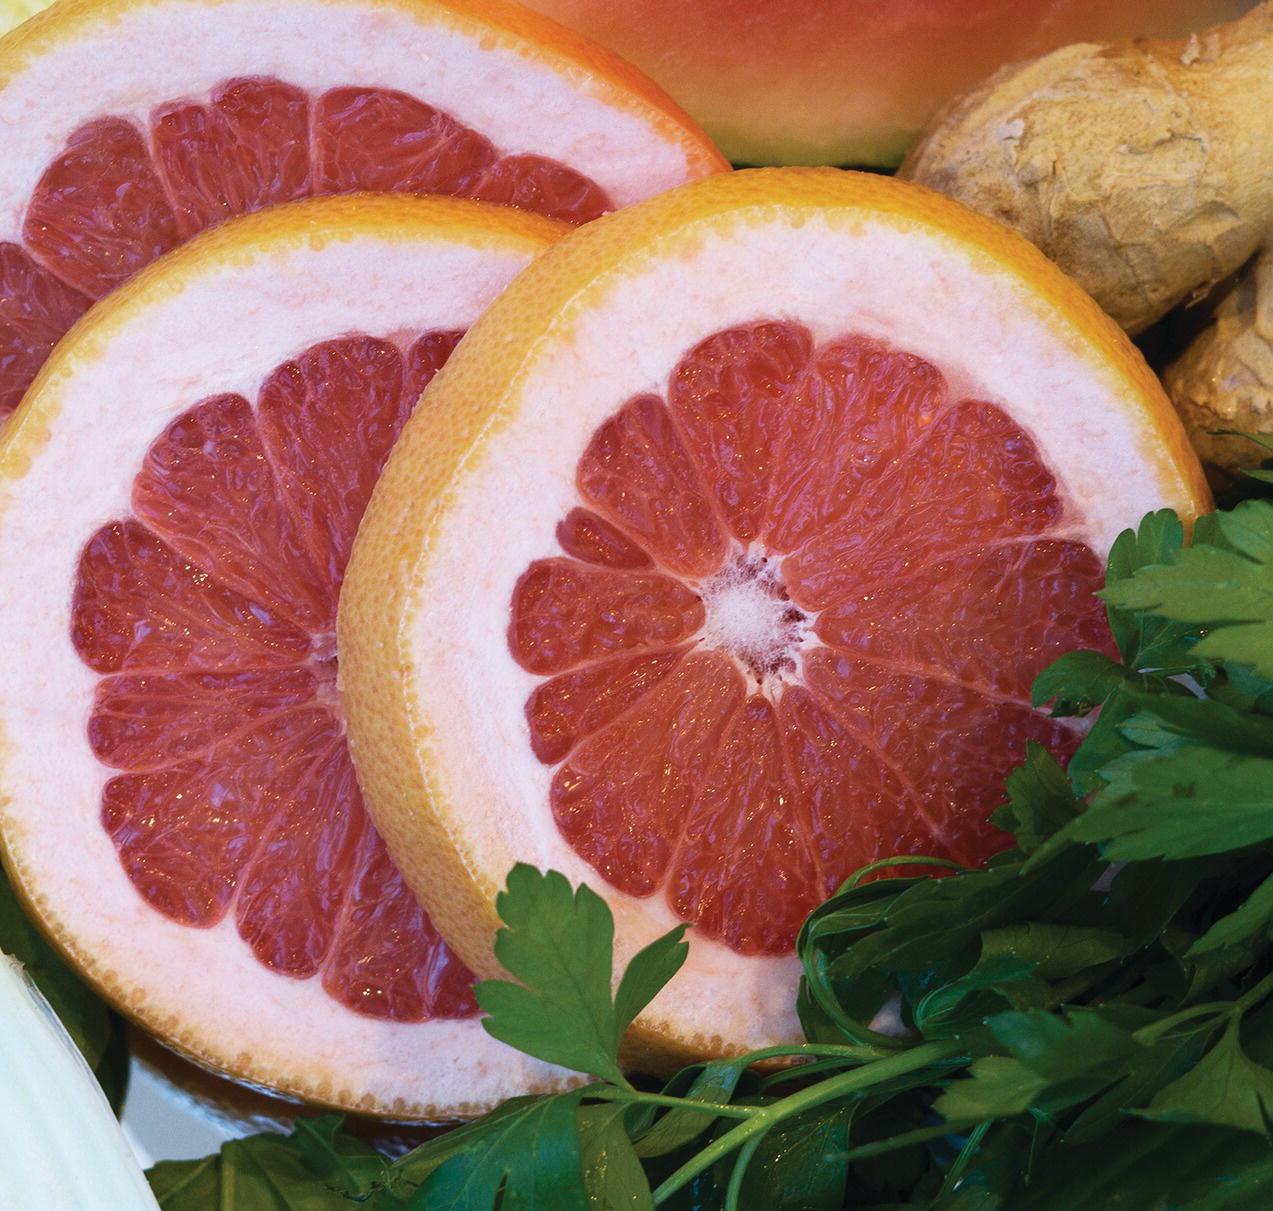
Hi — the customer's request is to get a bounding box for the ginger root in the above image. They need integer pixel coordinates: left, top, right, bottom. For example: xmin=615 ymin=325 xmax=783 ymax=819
xmin=1163 ymin=248 xmax=1273 ymax=470
xmin=899 ymin=3 xmax=1273 ymax=475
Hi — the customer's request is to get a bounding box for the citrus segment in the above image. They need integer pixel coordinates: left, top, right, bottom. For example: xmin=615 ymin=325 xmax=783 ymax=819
xmin=504 ymin=319 xmax=1106 ymax=956
xmin=128 ymin=393 xmax=333 ymax=632
xmin=25 ymin=117 xmax=182 ymax=298
xmin=339 ymin=167 xmax=1212 ymax=1064
xmin=509 ymin=560 xmax=704 ymax=673
xmin=0 ymin=241 xmax=90 ymax=416
xmin=73 ymin=326 xmax=460 ymax=1012
xmin=72 ymin=521 xmax=313 ymax=674
xmin=0 ymin=0 xmax=726 ymax=421
xmin=153 ymin=78 xmax=314 ymax=237
xmin=0 ymin=194 xmax=576 ymax=1116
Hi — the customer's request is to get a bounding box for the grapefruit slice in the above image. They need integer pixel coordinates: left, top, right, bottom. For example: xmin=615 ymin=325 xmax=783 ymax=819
xmin=0 ymin=193 xmax=578 ymax=1118
xmin=339 ymin=168 xmax=1212 ymax=1065
xmin=0 ymin=0 xmax=726 ymax=424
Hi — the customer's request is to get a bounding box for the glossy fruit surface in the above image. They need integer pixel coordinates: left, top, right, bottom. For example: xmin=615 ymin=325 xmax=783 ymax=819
xmin=518 ymin=0 xmax=1255 ymax=165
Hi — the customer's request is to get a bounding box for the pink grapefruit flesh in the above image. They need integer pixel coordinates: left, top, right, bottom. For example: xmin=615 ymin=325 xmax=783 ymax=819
xmin=0 ymin=0 xmax=727 ymax=420
xmin=6 ymin=85 xmax=606 ymax=420
xmin=509 ymin=320 xmax=1110 ymax=955
xmin=0 ymin=194 xmax=579 ymax=1116
xmin=73 ymin=330 xmax=475 ymax=1022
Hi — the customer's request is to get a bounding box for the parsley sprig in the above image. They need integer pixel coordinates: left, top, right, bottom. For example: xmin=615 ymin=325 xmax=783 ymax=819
xmin=149 ymin=497 xmax=1273 ymax=1209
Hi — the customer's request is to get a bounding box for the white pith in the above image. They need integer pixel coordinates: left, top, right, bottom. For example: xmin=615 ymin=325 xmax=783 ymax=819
xmin=402 ymin=208 xmax=1202 ymax=1055
xmin=0 ymin=0 xmax=707 ymax=241
xmin=697 ymin=548 xmax=812 ymax=693
xmin=0 ymin=211 xmax=576 ymax=1117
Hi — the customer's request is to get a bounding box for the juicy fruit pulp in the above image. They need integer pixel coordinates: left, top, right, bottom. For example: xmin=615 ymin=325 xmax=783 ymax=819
xmin=2 ymin=76 xmax=610 ymax=420
xmin=509 ymin=320 xmax=1110 ymax=954
xmin=71 ymin=330 xmax=477 ymax=1021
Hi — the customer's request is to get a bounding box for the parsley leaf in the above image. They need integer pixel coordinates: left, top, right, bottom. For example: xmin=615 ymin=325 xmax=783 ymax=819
xmin=632 ymin=1058 xmax=752 ymax=1158
xmin=1064 ymin=745 xmax=1273 ymax=859
xmin=1007 ymin=1122 xmax=1273 ymax=1210
xmin=1102 ymin=509 xmax=1194 ymax=670
xmin=1030 ymin=648 xmax=1139 ymax=717
xmin=1189 ymin=872 xmax=1273 ymax=958
xmin=578 ymin=1104 xmax=654 ymax=1211
xmin=1141 ymin=1023 xmax=1273 ymax=1135
xmin=991 ymin=743 xmax=1081 ymax=853
xmin=148 ymin=1116 xmax=383 ymax=1209
xmin=420 ymin=1091 xmax=589 ymax=1210
xmin=475 ymin=864 xmax=688 ymax=1085
xmin=738 ymin=1105 xmax=854 ymax=1211
xmin=1102 ymin=500 xmax=1273 ymax=678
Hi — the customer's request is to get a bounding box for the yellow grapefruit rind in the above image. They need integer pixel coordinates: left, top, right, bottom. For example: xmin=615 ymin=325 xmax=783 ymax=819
xmin=0 ymin=194 xmax=580 ymax=1119
xmin=340 ymin=167 xmax=1212 ymax=1071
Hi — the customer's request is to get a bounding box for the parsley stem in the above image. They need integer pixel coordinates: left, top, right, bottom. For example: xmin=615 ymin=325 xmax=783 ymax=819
xmin=841 ymin=1121 xmax=972 ymax=1164
xmin=839 ymin=855 xmax=965 ymax=889
xmin=734 ymin=1043 xmax=891 ymax=1063
xmin=1133 ymin=1001 xmax=1233 ymax=1046
xmin=936 ymin=1119 xmax=991 ymax=1196
xmin=587 ymin=1087 xmax=759 ymax=1119
xmin=723 ymin=1135 xmax=763 ymax=1211
xmin=650 ymin=1039 xmax=964 ymax=1204
xmin=1236 ymin=966 xmax=1273 ymax=1013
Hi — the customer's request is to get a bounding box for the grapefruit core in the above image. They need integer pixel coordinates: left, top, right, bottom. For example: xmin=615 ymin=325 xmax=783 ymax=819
xmin=339 ymin=168 xmax=1212 ymax=1067
xmin=0 ymin=194 xmax=579 ymax=1118
xmin=516 ymin=0 xmax=1256 ymax=166
xmin=0 ymin=0 xmax=726 ymax=422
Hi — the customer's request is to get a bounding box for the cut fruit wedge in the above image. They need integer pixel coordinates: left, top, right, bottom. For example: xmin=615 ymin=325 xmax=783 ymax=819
xmin=340 ymin=167 xmax=1212 ymax=1066
xmin=0 ymin=194 xmax=580 ymax=1118
xmin=0 ymin=0 xmax=726 ymax=421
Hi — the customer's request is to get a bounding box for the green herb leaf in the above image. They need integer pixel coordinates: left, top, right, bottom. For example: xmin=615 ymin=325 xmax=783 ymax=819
xmin=738 ymin=1106 xmax=853 ymax=1211
xmin=1116 ymin=693 xmax=1273 ymax=755
xmin=991 ymin=743 xmax=1082 ymax=853
xmin=1007 ymin=1122 xmax=1273 ymax=1211
xmin=1102 ymin=500 xmax=1273 ymax=678
xmin=815 ymin=846 xmax=1101 ymax=991
xmin=614 ymin=924 xmax=691 ymax=1038
xmin=1030 ymin=649 xmax=1134 ymax=717
xmin=420 ymin=1091 xmax=588 ymax=1210
xmin=1064 ymin=746 xmax=1273 ymax=859
xmin=578 ymin=1104 xmax=654 ymax=1211
xmin=148 ymin=1116 xmax=381 ymax=1209
xmin=476 ymin=865 xmax=685 ymax=1085
xmin=1053 ymin=683 xmax=1149 ymax=798
xmin=290 ymin=1117 xmax=390 ymax=1199
xmin=1063 ymin=1028 xmax=1208 ymax=1144
xmin=1140 ymin=1023 xmax=1273 ymax=1135
xmin=1189 ymin=872 xmax=1273 ymax=958
xmin=978 ymin=923 xmax=1123 ymax=980
xmin=988 ymin=1009 xmax=1138 ymax=1083
xmin=1102 ymin=509 xmax=1194 ymax=670
xmin=633 ymin=1058 xmax=752 ymax=1158
xmin=912 ymin=955 xmax=1044 ymax=1039
xmin=935 ymin=1055 xmax=1048 ymax=1123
